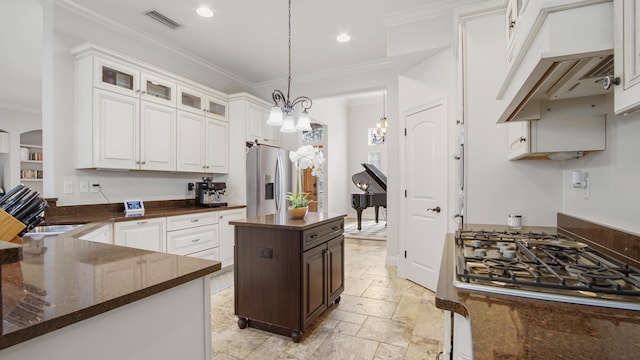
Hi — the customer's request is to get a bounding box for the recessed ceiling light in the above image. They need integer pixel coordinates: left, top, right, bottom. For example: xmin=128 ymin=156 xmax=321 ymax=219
xmin=196 ymin=7 xmax=214 ymax=18
xmin=337 ymin=33 xmax=351 ymax=43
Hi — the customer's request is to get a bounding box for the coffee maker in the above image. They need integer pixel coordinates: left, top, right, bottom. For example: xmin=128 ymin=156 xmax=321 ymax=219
xmin=195 ymin=177 xmax=227 ymax=208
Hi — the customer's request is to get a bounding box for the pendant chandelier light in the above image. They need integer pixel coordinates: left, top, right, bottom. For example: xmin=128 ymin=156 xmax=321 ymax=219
xmin=266 ymin=0 xmax=312 ymax=133
xmin=372 ymin=90 xmax=388 ymax=144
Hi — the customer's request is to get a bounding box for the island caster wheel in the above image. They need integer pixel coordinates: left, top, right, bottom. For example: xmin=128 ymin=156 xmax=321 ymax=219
xmin=291 ymin=330 xmax=302 ymax=343
xmin=237 ymin=317 xmax=248 ymax=329
xmin=334 ymin=296 xmax=341 ymax=304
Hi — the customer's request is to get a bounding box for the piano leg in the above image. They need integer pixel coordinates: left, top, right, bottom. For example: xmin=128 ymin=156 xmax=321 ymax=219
xmin=356 ymin=209 xmax=364 ymax=230
xmin=374 ymin=206 xmax=380 ymax=224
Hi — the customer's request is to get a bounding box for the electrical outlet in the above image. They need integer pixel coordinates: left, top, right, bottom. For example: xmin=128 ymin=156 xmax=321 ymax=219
xmin=79 ymin=181 xmax=89 ymax=193
xmin=91 ymin=183 xmax=100 ymax=193
xmin=64 ymin=181 xmax=74 ymax=194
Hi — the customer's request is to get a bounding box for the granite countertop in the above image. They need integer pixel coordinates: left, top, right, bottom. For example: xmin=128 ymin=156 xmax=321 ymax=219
xmin=0 ymin=232 xmax=220 ymax=350
xmin=42 ymin=202 xmax=246 ymax=226
xmin=229 ymin=212 xmax=347 ymax=230
xmin=436 ymin=229 xmax=640 ymax=359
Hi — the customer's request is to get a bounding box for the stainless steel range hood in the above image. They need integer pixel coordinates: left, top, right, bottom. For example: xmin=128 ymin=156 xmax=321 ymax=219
xmin=496 ymin=1 xmax=614 ymax=123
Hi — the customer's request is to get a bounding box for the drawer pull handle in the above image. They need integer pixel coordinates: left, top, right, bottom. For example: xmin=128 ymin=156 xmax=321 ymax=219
xmin=331 ymin=226 xmax=340 ymax=231
xmin=310 ymin=234 xmax=319 ymax=239
xmin=192 ymin=238 xmax=200 ymax=243
xmin=137 ymin=221 xmax=148 ymax=225
xmin=191 ymin=219 xmax=199 ymax=222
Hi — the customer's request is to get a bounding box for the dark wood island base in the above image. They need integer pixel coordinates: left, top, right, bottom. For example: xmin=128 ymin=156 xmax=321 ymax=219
xmin=231 ymin=212 xmax=346 ymax=342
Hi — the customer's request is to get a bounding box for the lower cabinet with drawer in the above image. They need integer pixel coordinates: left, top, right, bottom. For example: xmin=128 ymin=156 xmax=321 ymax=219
xmin=167 ymin=212 xmax=219 ymax=260
xmin=232 ymin=214 xmax=345 ymax=343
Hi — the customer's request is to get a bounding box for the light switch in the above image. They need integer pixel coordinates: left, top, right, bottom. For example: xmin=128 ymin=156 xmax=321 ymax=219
xmin=64 ymin=181 xmax=74 ymax=194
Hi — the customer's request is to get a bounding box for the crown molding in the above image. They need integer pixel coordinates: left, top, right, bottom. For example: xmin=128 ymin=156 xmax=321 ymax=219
xmin=50 ymin=0 xmax=253 ymax=88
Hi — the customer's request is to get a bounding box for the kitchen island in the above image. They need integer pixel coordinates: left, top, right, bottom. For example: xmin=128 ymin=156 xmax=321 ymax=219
xmin=231 ymin=212 xmax=346 ymax=342
xmin=436 ymin=223 xmax=640 ymax=359
xmin=0 ymin=232 xmax=220 ymax=359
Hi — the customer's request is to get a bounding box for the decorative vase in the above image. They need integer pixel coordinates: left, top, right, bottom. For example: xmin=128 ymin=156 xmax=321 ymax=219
xmin=288 ymin=206 xmax=308 ymax=220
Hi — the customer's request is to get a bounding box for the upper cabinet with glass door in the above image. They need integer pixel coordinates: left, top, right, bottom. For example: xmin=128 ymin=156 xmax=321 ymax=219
xmin=94 ymin=57 xmax=176 ymax=106
xmin=177 ymin=85 xmax=227 ymax=121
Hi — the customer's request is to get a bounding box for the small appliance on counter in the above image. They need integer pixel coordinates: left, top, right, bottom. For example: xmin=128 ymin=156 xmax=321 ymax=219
xmin=194 ymin=177 xmax=227 ymax=208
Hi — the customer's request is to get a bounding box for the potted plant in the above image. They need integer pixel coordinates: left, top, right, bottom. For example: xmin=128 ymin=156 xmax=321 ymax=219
xmin=287 ymin=145 xmax=324 ymax=219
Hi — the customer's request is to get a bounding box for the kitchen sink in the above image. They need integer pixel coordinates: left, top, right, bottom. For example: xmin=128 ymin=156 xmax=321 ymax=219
xmin=25 ymin=224 xmax=83 ymax=236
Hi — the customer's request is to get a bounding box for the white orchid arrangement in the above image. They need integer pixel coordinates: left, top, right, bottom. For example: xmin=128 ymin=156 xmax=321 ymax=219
xmin=288 ymin=145 xmax=325 ymax=208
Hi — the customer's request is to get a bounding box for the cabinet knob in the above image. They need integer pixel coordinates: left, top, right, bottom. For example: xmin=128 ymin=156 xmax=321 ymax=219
xmin=509 ymin=20 xmax=516 ymax=28
xmin=602 ymin=75 xmax=620 ymax=90
xmin=141 ymin=161 xmax=146 ymax=165
xmin=519 ymin=137 xmax=527 ymax=143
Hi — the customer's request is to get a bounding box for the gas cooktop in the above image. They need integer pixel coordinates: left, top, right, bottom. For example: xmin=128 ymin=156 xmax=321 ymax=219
xmin=453 ymin=230 xmax=640 ymax=310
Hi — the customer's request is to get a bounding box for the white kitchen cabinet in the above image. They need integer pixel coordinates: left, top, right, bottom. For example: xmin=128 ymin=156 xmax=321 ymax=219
xmin=167 ymin=212 xmax=219 ymax=257
xmin=205 ymin=118 xmax=229 ymax=173
xmin=177 ymin=110 xmax=206 ymax=172
xmin=73 ymin=46 xmax=228 ymax=173
xmin=139 ymin=101 xmax=176 ymax=171
xmin=452 ymin=312 xmax=473 ymax=360
xmin=113 ymin=217 xmax=166 ymax=252
xmin=78 ymin=224 xmax=113 ymax=244
xmin=177 ymin=111 xmax=229 ymax=174
xmin=218 ymin=208 xmax=245 ymax=268
xmin=90 ymin=89 xmax=140 ymax=169
xmin=76 ymin=55 xmax=178 ymax=171
xmin=613 ymin=0 xmax=640 ymax=115
xmin=230 ymin=93 xmax=281 ymax=147
xmin=507 ymin=112 xmax=606 ymax=160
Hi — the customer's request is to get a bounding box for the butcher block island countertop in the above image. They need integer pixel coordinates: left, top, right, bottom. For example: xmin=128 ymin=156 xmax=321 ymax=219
xmin=0 ymin=231 xmax=220 ymax=359
xmin=230 ymin=212 xmax=347 ymax=343
xmin=436 ymin=225 xmax=640 ymax=360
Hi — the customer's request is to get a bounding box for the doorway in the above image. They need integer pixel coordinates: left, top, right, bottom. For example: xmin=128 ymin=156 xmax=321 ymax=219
xmin=402 ymin=99 xmax=447 ymax=291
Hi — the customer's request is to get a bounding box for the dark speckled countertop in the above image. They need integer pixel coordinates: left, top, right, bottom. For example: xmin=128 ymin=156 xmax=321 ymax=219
xmin=0 ymin=200 xmax=229 ymax=350
xmin=436 ymin=224 xmax=640 ymax=360
xmin=229 ymin=212 xmax=347 ymax=230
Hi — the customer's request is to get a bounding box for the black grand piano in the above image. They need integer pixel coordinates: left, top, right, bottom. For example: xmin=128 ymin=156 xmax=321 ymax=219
xmin=351 ymin=163 xmax=387 ymax=230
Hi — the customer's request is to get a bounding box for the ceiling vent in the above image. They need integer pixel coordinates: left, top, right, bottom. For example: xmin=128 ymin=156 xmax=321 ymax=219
xmin=144 ymin=10 xmax=182 ymax=30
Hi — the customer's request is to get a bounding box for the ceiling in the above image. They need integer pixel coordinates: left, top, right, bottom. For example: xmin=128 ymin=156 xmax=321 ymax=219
xmin=1 ymin=0 xmax=487 ymax=110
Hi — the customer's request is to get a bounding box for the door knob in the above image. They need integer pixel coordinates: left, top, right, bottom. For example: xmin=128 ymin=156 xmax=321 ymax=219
xmin=427 ymin=206 xmax=441 ymax=213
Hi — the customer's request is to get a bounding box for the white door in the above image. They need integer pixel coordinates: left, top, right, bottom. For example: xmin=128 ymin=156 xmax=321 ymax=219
xmin=176 ymin=110 xmax=205 ymax=172
xmin=140 ymin=101 xmax=176 ymax=171
xmin=114 ymin=218 xmax=166 ymax=252
xmin=94 ymin=89 xmax=139 ymax=169
xmin=205 ymin=118 xmax=229 ymax=174
xmin=404 ymin=100 xmax=447 ymax=291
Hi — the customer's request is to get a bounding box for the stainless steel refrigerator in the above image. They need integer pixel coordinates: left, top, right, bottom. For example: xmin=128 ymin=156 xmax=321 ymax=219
xmin=246 ymin=145 xmax=292 ymax=218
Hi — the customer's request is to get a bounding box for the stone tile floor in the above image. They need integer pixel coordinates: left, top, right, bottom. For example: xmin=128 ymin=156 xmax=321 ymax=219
xmin=209 ymin=238 xmax=445 ymax=359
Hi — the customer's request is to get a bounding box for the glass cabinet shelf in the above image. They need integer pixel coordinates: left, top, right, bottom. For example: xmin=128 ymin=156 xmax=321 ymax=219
xmin=146 ymin=80 xmax=172 ymax=100
xmin=102 ymin=66 xmax=134 ymax=91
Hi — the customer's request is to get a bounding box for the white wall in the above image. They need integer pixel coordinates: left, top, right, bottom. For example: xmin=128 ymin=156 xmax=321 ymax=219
xmin=346 ymin=94 xmax=388 ymax=219
xmin=562 ymin=108 xmax=640 ymax=235
xmin=463 ymin=10 xmax=562 ymax=228
xmin=307 ymin=98 xmax=349 ymax=216
xmin=0 ymin=108 xmax=42 ymax=191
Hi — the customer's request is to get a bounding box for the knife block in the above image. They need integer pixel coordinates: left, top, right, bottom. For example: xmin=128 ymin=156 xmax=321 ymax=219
xmin=0 ymin=209 xmax=26 ymax=243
